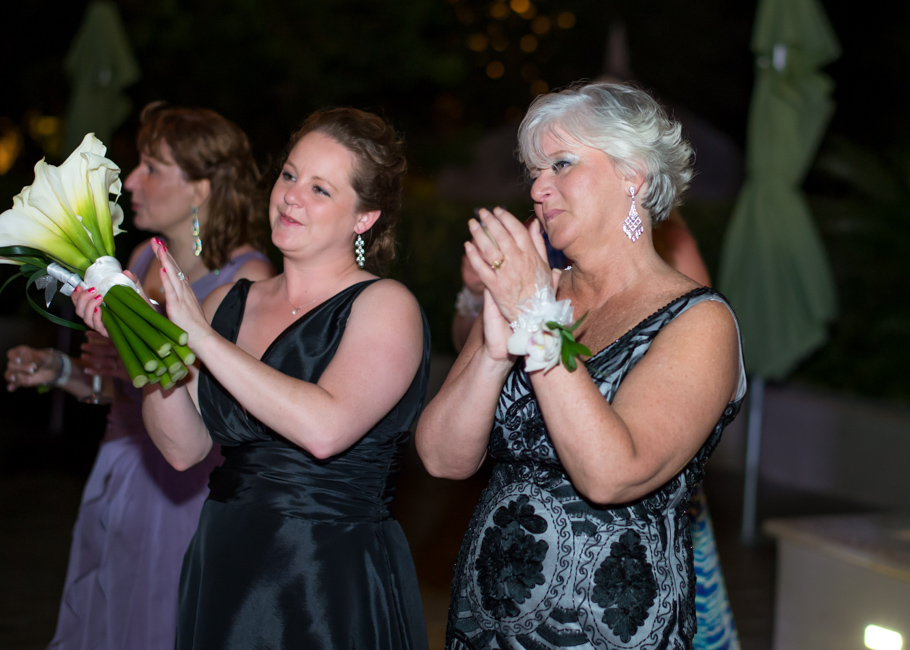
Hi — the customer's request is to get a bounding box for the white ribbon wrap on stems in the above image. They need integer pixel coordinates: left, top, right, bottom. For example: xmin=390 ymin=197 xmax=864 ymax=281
xmin=507 ymin=282 xmax=575 ymax=373
xmin=83 ymin=256 xmax=138 ymax=296
xmin=38 ymin=263 xmax=85 ymax=306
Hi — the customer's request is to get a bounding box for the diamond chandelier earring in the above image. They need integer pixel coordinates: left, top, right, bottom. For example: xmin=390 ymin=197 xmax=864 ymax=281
xmin=354 ymin=234 xmax=365 ymax=268
xmin=192 ymin=207 xmax=202 ymax=256
xmin=622 ymin=186 xmax=643 ymax=242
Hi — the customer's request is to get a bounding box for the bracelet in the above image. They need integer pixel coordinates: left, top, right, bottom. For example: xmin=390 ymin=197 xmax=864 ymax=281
xmin=455 ymin=286 xmax=484 ymax=319
xmin=507 ymin=284 xmax=591 ymax=373
xmin=50 ymin=349 xmax=72 ymax=386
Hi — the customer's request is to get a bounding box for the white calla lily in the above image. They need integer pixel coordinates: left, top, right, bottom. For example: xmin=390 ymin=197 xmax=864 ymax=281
xmin=56 ymin=134 xmax=114 ymax=255
xmin=110 ymin=200 xmax=125 ymax=236
xmin=0 ymin=199 xmax=92 ymax=271
xmin=82 ymin=148 xmax=122 ymax=255
xmin=27 ymin=159 xmax=102 ymax=259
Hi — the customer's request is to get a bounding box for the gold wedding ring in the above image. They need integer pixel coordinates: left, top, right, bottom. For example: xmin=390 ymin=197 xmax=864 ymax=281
xmin=490 ymin=259 xmax=504 ymax=271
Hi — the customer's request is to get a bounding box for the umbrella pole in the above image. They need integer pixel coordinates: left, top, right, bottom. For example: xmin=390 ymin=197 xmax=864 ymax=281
xmin=741 ymin=376 xmax=764 ymax=543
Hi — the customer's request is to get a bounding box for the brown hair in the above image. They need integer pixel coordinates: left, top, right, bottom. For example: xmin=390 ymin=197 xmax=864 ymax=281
xmin=136 ymin=101 xmax=267 ymax=270
xmin=285 ymin=108 xmax=406 ymax=276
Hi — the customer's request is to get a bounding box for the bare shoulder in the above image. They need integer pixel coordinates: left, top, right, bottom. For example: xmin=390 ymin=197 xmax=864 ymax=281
xmin=226 ymin=245 xmax=275 ymax=282
xmin=358 ymin=278 xmax=420 ymax=311
xmin=234 ymin=258 xmax=275 ymax=282
xmin=350 ymin=278 xmax=422 ymax=331
xmin=658 ymin=295 xmax=737 ymax=346
xmin=201 ymin=282 xmax=235 ymax=323
xmin=646 ymin=295 xmax=740 ymax=395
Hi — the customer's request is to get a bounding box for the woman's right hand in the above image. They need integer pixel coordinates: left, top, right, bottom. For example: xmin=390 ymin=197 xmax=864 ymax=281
xmin=464 ymin=207 xmax=551 ymax=322
xmin=5 ymin=346 xmax=59 ymax=391
xmin=478 ymin=289 xmax=514 ymax=364
xmin=71 ymin=270 xmax=146 ymax=337
xmin=71 ymin=285 xmax=109 ymax=336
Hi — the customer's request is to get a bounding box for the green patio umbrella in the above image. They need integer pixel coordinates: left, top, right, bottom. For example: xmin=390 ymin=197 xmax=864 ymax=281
xmin=63 ymin=0 xmax=140 ymax=153
xmin=717 ymin=0 xmax=840 ymax=540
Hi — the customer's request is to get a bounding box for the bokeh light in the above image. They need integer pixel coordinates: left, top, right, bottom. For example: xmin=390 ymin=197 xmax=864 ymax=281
xmin=520 ymin=35 xmax=538 ymax=53
xmin=468 ymin=34 xmax=488 ymax=52
xmin=490 ymin=2 xmax=509 ymax=20
xmin=530 ymin=79 xmax=549 ymax=95
xmin=556 ymin=11 xmax=576 ymax=29
xmin=486 ymin=61 xmax=505 ymax=79
xmin=531 ymin=16 xmax=551 ymax=35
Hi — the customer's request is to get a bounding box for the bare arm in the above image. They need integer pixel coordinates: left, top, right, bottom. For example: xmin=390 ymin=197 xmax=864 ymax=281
xmin=141 ymin=362 xmax=212 ymax=470
xmin=529 ymin=299 xmax=740 ymax=504
xmin=138 ymin=283 xmax=237 ymax=470
xmin=5 ymin=345 xmax=95 ymax=399
xmin=188 ymin=280 xmax=423 ymax=458
xmin=416 ymin=291 xmax=515 ymax=478
xmin=417 ymin=210 xmax=553 ymax=478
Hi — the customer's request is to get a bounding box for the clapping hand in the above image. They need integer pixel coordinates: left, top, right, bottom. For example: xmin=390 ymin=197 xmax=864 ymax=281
xmin=151 ymin=238 xmax=211 ymax=346
xmin=464 ymin=207 xmax=552 ymax=322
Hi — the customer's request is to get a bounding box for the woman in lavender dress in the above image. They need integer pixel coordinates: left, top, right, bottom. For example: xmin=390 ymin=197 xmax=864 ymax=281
xmin=6 ymin=102 xmax=273 ymax=649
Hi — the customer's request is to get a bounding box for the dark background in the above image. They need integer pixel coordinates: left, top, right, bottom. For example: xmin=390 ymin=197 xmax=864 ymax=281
xmin=2 ymin=0 xmax=909 ymax=403
xmin=0 ymin=3 xmax=907 ymax=647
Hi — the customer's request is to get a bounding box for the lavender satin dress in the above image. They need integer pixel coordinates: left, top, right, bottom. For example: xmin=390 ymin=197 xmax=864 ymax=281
xmin=48 ymin=245 xmax=269 ymax=650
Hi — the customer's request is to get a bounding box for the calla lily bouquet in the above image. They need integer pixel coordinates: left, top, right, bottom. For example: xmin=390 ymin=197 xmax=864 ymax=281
xmin=0 ymin=134 xmax=194 ymax=389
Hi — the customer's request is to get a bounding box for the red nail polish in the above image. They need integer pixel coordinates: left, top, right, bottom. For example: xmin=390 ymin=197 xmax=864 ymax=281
xmin=87 ymin=287 xmax=95 ymax=294
xmin=94 ymin=295 xmax=102 ymax=301
xmin=93 ymin=307 xmax=98 ymax=314
xmin=162 ymin=268 xmax=166 ymax=273
xmin=153 ymin=237 xmax=161 ymax=245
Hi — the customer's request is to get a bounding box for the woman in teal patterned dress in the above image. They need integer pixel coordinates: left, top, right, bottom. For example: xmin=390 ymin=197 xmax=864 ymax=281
xmin=417 ymin=82 xmax=746 ymax=648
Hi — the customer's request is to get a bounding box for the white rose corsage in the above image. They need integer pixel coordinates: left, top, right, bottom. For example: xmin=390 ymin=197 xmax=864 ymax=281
xmin=507 ymin=283 xmax=591 ymax=373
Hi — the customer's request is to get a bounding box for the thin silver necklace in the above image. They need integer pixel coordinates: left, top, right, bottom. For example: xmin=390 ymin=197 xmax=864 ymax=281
xmin=283 ymin=278 xmax=319 ymax=316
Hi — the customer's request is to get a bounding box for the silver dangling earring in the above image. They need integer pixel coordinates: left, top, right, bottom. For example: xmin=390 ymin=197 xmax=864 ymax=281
xmin=192 ymin=207 xmax=202 ymax=257
xmin=622 ymin=186 xmax=643 ymax=242
xmin=354 ymin=234 xmax=365 ymax=268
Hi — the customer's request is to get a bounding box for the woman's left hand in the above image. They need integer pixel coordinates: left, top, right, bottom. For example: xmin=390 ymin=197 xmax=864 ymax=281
xmin=151 ymin=238 xmax=212 ymax=347
xmin=464 ymin=206 xmax=551 ymax=322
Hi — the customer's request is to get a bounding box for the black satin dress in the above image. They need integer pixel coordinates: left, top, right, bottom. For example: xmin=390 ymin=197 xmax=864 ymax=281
xmin=177 ymin=279 xmax=431 ymax=649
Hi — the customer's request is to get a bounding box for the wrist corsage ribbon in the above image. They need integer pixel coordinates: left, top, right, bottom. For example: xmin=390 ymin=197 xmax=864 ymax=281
xmin=507 ymin=283 xmax=591 ymax=372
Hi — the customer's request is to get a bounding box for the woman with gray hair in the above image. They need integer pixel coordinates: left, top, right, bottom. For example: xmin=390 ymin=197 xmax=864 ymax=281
xmin=417 ymin=81 xmax=746 ymax=648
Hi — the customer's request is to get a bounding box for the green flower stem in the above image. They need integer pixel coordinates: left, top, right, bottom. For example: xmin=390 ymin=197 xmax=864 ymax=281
xmin=146 ymin=372 xmax=161 ymax=385
xmin=117 ymin=315 xmax=161 ymax=373
xmin=158 ymin=370 xmax=175 ymax=391
xmin=170 ymin=365 xmax=188 ymax=383
xmin=100 ymin=308 xmax=148 ymax=388
xmin=103 ymin=290 xmax=172 ymax=357
xmin=161 ymin=349 xmax=185 ymax=376
xmin=109 ymin=284 xmax=188 ymax=346
xmin=546 ymin=312 xmax=592 ymax=373
xmin=170 ymin=342 xmax=196 ymax=367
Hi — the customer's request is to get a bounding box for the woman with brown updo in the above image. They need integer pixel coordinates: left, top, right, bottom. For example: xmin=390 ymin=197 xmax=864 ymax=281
xmin=74 ymin=107 xmax=431 ymax=648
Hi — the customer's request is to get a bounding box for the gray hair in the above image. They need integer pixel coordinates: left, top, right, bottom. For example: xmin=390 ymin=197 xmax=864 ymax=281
xmin=517 ymin=82 xmax=693 ymax=223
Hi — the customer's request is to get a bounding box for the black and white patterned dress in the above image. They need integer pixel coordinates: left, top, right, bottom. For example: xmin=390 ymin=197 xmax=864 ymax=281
xmin=447 ymin=288 xmax=747 ymax=649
